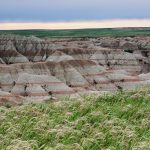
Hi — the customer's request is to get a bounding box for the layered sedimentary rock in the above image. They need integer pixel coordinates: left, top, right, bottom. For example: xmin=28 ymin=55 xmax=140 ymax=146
xmin=0 ymin=34 xmax=150 ymax=105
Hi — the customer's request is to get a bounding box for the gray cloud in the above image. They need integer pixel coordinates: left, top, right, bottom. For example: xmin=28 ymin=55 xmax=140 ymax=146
xmin=0 ymin=0 xmax=150 ymax=21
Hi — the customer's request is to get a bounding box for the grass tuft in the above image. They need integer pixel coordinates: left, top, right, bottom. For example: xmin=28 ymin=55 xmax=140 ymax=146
xmin=0 ymin=87 xmax=150 ymax=149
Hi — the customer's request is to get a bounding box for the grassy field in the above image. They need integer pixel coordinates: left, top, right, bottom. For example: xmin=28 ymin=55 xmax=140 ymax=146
xmin=1 ymin=28 xmax=150 ymax=38
xmin=0 ymin=87 xmax=150 ymax=150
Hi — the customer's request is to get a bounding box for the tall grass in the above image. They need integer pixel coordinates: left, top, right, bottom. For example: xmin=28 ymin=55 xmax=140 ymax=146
xmin=0 ymin=87 xmax=150 ymax=150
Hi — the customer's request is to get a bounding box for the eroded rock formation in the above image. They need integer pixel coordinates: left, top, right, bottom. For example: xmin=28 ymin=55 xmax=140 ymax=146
xmin=0 ymin=35 xmax=150 ymax=106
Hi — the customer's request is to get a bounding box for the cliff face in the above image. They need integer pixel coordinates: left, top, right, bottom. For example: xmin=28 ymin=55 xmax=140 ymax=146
xmin=0 ymin=35 xmax=150 ymax=106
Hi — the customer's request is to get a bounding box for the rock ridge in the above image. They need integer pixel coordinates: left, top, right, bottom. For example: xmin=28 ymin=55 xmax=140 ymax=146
xmin=0 ymin=35 xmax=150 ymax=105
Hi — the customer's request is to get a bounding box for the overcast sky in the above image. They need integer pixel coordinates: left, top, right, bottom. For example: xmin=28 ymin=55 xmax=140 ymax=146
xmin=0 ymin=0 xmax=150 ymax=22
xmin=0 ymin=0 xmax=150 ymax=29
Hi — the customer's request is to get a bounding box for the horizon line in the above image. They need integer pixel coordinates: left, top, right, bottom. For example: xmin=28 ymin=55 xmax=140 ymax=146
xmin=0 ymin=19 xmax=150 ymax=30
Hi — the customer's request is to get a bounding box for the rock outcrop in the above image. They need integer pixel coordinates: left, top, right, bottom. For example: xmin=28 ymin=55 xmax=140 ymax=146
xmin=0 ymin=35 xmax=150 ymax=106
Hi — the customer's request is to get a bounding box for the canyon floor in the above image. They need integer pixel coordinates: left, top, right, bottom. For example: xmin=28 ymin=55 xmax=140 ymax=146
xmin=0 ymin=29 xmax=150 ymax=106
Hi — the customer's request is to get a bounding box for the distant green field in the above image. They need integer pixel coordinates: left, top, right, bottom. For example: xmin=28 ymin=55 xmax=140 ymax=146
xmin=1 ymin=28 xmax=150 ymax=38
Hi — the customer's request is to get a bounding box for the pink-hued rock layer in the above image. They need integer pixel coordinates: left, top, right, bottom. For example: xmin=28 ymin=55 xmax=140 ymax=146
xmin=0 ymin=35 xmax=150 ymax=106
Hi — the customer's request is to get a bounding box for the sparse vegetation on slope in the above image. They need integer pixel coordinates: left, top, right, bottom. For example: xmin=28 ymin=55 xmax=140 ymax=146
xmin=0 ymin=88 xmax=150 ymax=150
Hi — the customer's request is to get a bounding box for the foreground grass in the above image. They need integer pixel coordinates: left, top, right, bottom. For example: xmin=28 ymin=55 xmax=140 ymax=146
xmin=1 ymin=28 xmax=150 ymax=38
xmin=0 ymin=88 xmax=150 ymax=150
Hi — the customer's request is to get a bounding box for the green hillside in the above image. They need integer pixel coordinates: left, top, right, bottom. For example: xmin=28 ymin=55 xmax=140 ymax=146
xmin=0 ymin=87 xmax=150 ymax=150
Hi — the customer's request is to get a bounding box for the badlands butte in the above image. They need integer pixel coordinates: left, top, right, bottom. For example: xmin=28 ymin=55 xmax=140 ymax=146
xmin=0 ymin=32 xmax=150 ymax=106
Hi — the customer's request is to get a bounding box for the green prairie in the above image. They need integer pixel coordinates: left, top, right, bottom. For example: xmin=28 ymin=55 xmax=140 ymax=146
xmin=1 ymin=28 xmax=150 ymax=38
xmin=0 ymin=87 xmax=150 ymax=150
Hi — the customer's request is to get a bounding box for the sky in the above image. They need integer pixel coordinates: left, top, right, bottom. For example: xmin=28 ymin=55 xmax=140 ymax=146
xmin=0 ymin=0 xmax=150 ymax=29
